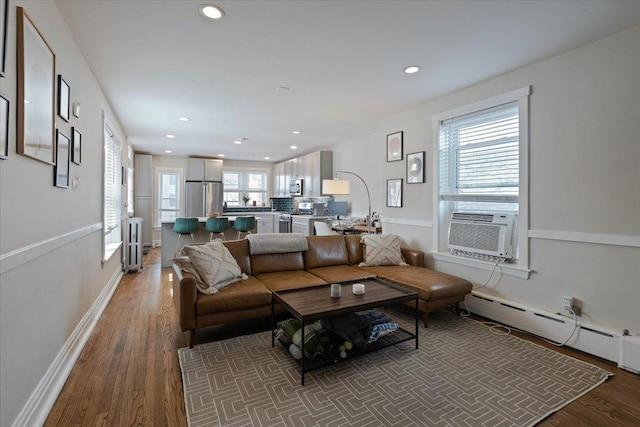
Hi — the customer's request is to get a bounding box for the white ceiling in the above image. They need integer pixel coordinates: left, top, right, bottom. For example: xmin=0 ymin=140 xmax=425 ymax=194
xmin=55 ymin=0 xmax=640 ymax=162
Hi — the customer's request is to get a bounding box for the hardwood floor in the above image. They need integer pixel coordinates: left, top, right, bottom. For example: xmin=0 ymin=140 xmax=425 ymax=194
xmin=45 ymin=248 xmax=640 ymax=426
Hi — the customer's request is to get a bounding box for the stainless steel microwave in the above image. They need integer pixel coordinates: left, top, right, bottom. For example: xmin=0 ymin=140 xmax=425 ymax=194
xmin=290 ymin=179 xmax=303 ymax=196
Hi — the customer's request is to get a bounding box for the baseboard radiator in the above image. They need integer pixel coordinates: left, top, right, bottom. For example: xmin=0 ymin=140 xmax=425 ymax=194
xmin=464 ymin=291 xmax=640 ymax=374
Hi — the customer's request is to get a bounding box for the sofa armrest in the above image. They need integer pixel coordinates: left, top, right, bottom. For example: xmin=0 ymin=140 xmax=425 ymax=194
xmin=172 ymin=263 xmax=197 ymax=331
xmin=401 ymin=248 xmax=424 ymax=267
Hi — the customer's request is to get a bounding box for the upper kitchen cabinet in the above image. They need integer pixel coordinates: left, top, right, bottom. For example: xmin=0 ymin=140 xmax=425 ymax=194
xmin=187 ymin=158 xmax=223 ymax=181
xmin=134 ymin=154 xmax=153 ymax=198
xmin=306 ymin=151 xmax=333 ymax=197
xmin=273 ymin=162 xmax=286 ymax=196
xmin=273 ymin=150 xmax=333 ymax=197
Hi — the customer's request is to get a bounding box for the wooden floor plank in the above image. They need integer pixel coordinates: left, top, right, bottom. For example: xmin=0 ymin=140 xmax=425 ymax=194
xmin=43 ymin=248 xmax=640 ymax=426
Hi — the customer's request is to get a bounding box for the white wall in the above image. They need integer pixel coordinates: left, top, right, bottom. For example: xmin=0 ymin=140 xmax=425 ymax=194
xmin=330 ymin=25 xmax=640 ymax=335
xmin=0 ymin=2 xmax=130 ymax=425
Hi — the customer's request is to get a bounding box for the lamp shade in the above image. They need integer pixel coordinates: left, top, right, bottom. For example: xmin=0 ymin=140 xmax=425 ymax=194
xmin=322 ymin=179 xmax=350 ymax=195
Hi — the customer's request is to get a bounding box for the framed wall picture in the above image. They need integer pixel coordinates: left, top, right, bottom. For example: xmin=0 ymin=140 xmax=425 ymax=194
xmin=0 ymin=95 xmax=8 ymax=159
xmin=71 ymin=127 xmax=81 ymax=164
xmin=17 ymin=7 xmax=56 ymax=165
xmin=386 ymin=178 xmax=403 ymax=207
xmin=54 ymin=130 xmax=70 ymax=188
xmin=57 ymin=75 xmax=70 ymax=122
xmin=406 ymin=151 xmax=425 ymax=184
xmin=1 ymin=0 xmax=8 ymax=77
xmin=386 ymin=131 xmax=403 ymax=162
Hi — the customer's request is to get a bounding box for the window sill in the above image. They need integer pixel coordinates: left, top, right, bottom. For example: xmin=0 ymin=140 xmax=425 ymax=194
xmin=430 ymin=251 xmax=531 ymax=280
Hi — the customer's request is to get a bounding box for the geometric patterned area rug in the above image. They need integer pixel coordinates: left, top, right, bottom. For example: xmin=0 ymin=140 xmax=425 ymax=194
xmin=179 ymin=309 xmax=612 ymax=427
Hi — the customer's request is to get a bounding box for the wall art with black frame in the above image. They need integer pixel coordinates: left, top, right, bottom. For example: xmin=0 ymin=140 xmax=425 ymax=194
xmin=0 ymin=95 xmax=8 ymax=159
xmin=386 ymin=178 xmax=403 ymax=207
xmin=54 ymin=130 xmax=70 ymax=188
xmin=406 ymin=151 xmax=425 ymax=184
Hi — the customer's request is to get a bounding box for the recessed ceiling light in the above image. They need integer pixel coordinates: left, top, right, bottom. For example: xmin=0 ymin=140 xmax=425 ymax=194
xmin=165 ymin=150 xmax=172 ymax=154
xmin=200 ymin=4 xmax=224 ymax=20
xmin=292 ymin=130 xmax=301 ymax=135
xmin=233 ymin=140 xmax=242 ymax=145
xmin=166 ymin=134 xmax=175 ymax=139
xmin=290 ymin=145 xmax=298 ymax=150
xmin=218 ymin=154 xmax=225 ymax=157
xmin=264 ymin=156 xmax=270 ymax=160
xmin=404 ymin=65 xmax=420 ymax=74
xmin=179 ymin=117 xmax=190 ymax=122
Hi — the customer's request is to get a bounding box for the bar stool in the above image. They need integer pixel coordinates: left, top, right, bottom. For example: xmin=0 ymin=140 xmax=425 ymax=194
xmin=173 ymin=217 xmax=199 ymax=254
xmin=205 ymin=217 xmax=230 ymax=241
xmin=232 ymin=216 xmax=256 ymax=239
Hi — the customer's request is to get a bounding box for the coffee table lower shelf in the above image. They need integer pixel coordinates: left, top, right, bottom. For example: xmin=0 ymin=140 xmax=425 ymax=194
xmin=277 ymin=326 xmax=417 ymax=375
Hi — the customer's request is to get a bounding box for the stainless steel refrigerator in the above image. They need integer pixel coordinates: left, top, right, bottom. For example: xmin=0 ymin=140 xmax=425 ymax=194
xmin=185 ymin=181 xmax=224 ymax=217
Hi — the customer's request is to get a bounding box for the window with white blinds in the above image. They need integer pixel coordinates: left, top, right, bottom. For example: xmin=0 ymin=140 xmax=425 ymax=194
xmin=434 ymin=87 xmax=530 ymax=269
xmin=103 ymin=125 xmax=122 ymax=261
xmin=439 ymin=101 xmax=519 ymax=202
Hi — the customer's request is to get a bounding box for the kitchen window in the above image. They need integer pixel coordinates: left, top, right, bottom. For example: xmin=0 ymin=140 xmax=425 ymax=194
xmin=223 ymin=169 xmax=269 ymax=207
xmin=157 ymin=168 xmax=182 ymax=225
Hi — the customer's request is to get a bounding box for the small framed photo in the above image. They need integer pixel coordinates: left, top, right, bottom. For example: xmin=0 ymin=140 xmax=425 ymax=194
xmin=386 ymin=131 xmax=403 ymax=162
xmin=0 ymin=95 xmax=8 ymax=159
xmin=71 ymin=127 xmax=81 ymax=164
xmin=57 ymin=75 xmax=70 ymax=122
xmin=54 ymin=130 xmax=70 ymax=188
xmin=406 ymin=151 xmax=425 ymax=184
xmin=1 ymin=0 xmax=8 ymax=77
xmin=386 ymin=178 xmax=403 ymax=207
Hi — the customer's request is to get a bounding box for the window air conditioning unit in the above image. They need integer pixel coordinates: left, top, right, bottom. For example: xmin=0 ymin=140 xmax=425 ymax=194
xmin=448 ymin=212 xmax=515 ymax=259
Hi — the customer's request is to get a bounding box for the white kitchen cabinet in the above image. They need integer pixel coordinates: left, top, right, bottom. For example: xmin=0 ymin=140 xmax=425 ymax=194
xmin=134 ymin=154 xmax=153 ymax=248
xmin=274 ymin=150 xmax=332 ymax=197
xmin=257 ymin=214 xmax=275 ymax=233
xmin=186 ymin=158 xmax=205 ymax=181
xmin=134 ymin=154 xmax=153 ymax=198
xmin=187 ymin=158 xmax=223 ymax=181
xmin=291 ymin=216 xmax=330 ymax=236
xmin=309 ymin=151 xmax=333 ymax=196
xmin=273 ymin=162 xmax=285 ymax=196
xmin=204 ymin=159 xmax=223 ymax=181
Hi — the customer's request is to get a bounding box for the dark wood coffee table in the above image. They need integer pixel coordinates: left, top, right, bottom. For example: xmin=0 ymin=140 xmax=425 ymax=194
xmin=271 ymin=278 xmax=418 ymax=385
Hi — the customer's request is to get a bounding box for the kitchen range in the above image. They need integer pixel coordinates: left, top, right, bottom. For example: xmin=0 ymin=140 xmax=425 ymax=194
xmin=279 ymin=202 xmax=330 ymax=235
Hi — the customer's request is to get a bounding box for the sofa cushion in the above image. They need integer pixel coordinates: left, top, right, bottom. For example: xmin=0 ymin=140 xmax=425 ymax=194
xmin=345 ymin=234 xmax=364 ymax=265
xmin=307 ymin=265 xmax=376 ymax=283
xmin=196 ymin=276 xmax=272 ymax=315
xmin=222 ymin=239 xmax=252 ymax=275
xmin=359 ymin=234 xmax=407 ymax=266
xmin=304 ymin=235 xmax=350 ymax=268
xmin=251 ymin=252 xmax=305 ymax=275
xmin=183 ymin=241 xmax=247 ymax=294
xmin=256 ymin=270 xmax=327 ymax=293
xmin=360 ymin=265 xmax=472 ymax=301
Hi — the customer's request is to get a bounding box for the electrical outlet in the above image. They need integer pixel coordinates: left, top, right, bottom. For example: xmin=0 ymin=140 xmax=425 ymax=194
xmin=562 ymin=296 xmax=574 ymax=316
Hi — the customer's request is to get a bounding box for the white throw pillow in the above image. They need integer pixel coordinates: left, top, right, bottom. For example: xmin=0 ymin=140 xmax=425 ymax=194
xmin=359 ymin=234 xmax=407 ymax=266
xmin=183 ymin=241 xmax=247 ymax=295
xmin=170 ymin=256 xmax=209 ymax=293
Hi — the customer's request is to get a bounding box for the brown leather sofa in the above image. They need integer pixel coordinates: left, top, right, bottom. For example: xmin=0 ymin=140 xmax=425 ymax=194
xmin=173 ymin=234 xmax=472 ymax=348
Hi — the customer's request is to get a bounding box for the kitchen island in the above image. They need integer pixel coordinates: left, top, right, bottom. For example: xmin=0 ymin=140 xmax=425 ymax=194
xmin=160 ymin=216 xmax=262 ymax=267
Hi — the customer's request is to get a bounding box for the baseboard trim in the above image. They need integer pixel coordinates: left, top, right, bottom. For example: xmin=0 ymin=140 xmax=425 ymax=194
xmin=11 ymin=268 xmax=123 ymax=427
xmin=464 ymin=290 xmax=624 ymax=364
xmin=0 ymin=223 xmax=103 ymax=275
